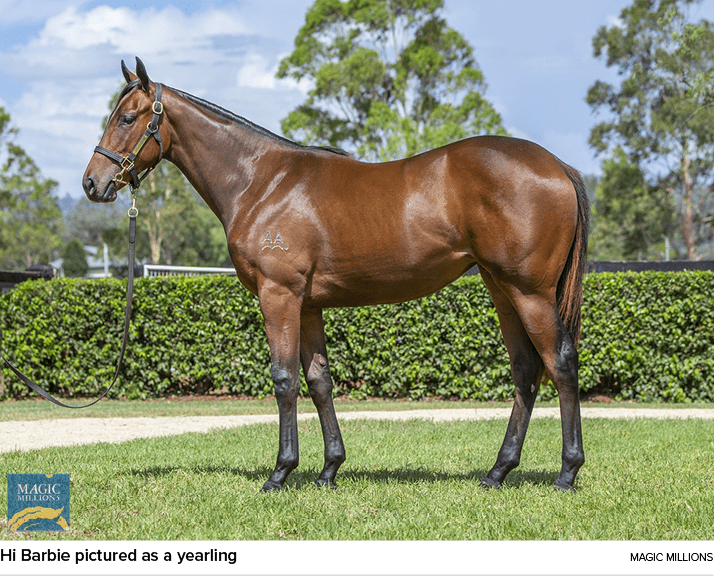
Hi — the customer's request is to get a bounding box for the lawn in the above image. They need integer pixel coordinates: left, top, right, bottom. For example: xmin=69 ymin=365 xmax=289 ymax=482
xmin=1 ymin=402 xmax=712 ymax=540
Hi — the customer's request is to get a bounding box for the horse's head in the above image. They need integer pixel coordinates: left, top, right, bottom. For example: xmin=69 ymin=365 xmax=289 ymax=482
xmin=83 ymin=58 xmax=166 ymax=202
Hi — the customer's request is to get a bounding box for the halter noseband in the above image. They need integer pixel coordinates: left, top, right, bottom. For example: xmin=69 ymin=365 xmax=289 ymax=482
xmin=94 ymin=83 xmax=164 ymax=191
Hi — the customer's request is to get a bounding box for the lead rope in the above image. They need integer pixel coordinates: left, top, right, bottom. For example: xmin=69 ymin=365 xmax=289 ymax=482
xmin=0 ymin=200 xmax=139 ymax=409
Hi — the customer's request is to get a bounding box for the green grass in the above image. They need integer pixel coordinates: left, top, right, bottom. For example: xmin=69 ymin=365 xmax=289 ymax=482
xmin=2 ymin=414 xmax=713 ymax=540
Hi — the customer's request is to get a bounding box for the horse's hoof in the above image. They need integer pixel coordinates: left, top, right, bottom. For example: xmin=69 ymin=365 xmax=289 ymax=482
xmin=480 ymin=477 xmax=501 ymax=489
xmin=553 ymin=480 xmax=576 ymax=492
xmin=261 ymin=480 xmax=283 ymax=492
xmin=315 ymin=478 xmax=337 ymax=489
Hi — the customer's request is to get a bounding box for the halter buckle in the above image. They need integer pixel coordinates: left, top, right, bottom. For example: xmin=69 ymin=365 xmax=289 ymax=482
xmin=152 ymin=101 xmax=164 ymax=115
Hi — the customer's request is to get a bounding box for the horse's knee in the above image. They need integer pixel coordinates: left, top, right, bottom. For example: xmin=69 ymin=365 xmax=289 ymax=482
xmin=272 ymin=364 xmax=298 ymax=403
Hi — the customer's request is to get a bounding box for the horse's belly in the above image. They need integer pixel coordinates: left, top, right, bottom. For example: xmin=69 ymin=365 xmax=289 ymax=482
xmin=307 ymin=251 xmax=475 ymax=308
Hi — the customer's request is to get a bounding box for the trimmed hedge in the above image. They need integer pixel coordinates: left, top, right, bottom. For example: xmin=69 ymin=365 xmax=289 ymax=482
xmin=1 ymin=272 xmax=712 ymax=402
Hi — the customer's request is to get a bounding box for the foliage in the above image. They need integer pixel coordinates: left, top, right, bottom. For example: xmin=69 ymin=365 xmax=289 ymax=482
xmin=1 ymin=416 xmax=712 ymax=540
xmin=589 ymin=148 xmax=677 ymax=260
xmin=579 ymin=271 xmax=714 ymax=402
xmin=277 ymin=0 xmax=507 ymax=161
xmin=1 ymin=272 xmax=712 ymax=403
xmin=62 ymin=196 xmax=127 ymax=248
xmin=586 ymin=0 xmax=714 ymax=260
xmin=60 ymin=239 xmax=89 ymax=278
xmin=0 ymin=107 xmax=63 ymax=270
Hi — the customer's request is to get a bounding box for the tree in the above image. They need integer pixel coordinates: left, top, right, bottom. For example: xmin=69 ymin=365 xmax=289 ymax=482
xmin=589 ymin=148 xmax=678 ymax=260
xmin=63 ymin=196 xmax=128 ymax=247
xmin=587 ymin=0 xmax=714 ymax=260
xmin=0 ymin=108 xmax=63 ymax=269
xmin=139 ymin=164 xmax=231 ymax=266
xmin=61 ymin=238 xmax=89 ymax=278
xmin=277 ymin=0 xmax=507 ymax=161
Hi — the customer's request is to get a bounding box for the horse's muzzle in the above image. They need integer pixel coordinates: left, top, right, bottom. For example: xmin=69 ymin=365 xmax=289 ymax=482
xmin=83 ymin=175 xmax=117 ymax=203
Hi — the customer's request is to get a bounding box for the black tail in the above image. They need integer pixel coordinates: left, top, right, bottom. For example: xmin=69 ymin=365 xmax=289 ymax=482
xmin=555 ymin=161 xmax=590 ymax=346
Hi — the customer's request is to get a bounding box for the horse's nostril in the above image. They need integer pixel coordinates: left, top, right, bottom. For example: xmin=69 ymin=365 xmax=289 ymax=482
xmin=83 ymin=175 xmax=96 ymax=197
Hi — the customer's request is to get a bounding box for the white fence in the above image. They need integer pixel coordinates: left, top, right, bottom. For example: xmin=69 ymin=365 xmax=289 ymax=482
xmin=142 ymin=265 xmax=236 ymax=277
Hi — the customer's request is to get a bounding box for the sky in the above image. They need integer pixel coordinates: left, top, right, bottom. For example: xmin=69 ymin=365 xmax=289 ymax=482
xmin=1 ymin=0 xmax=713 ymax=200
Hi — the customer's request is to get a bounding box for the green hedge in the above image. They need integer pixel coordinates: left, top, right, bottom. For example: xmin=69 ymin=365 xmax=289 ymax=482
xmin=1 ymin=272 xmax=712 ymax=402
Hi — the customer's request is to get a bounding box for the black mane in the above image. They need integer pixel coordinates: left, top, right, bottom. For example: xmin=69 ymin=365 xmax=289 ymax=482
xmin=170 ymin=86 xmax=351 ymax=157
xmin=117 ymin=79 xmax=141 ymax=102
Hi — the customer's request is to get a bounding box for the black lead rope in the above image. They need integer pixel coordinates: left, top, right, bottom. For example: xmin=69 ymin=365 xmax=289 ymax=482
xmin=0 ymin=210 xmax=137 ymax=409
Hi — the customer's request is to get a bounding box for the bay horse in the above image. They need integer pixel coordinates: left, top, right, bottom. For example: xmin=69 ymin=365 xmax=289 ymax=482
xmin=83 ymin=58 xmax=589 ymax=492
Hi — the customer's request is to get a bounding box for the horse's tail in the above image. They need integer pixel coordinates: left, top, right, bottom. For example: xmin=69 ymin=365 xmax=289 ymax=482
xmin=555 ymin=160 xmax=590 ymax=346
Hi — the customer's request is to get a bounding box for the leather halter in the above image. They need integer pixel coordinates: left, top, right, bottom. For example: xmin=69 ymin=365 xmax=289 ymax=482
xmin=94 ymin=83 xmax=164 ymax=191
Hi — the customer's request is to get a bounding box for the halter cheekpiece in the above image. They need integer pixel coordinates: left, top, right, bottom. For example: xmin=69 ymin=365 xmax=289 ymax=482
xmin=94 ymin=83 xmax=164 ymax=191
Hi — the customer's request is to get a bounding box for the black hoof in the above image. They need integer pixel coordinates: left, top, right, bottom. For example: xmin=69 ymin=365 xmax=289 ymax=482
xmin=315 ymin=478 xmax=337 ymax=489
xmin=480 ymin=477 xmax=501 ymax=489
xmin=261 ymin=480 xmax=283 ymax=492
xmin=553 ymin=480 xmax=576 ymax=492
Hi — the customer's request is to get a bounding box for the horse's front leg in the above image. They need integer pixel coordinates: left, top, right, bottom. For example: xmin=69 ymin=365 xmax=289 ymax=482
xmin=259 ymin=282 xmax=304 ymax=492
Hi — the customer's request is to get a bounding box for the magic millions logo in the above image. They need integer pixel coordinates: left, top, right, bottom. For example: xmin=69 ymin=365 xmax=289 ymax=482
xmin=7 ymin=474 xmax=70 ymax=532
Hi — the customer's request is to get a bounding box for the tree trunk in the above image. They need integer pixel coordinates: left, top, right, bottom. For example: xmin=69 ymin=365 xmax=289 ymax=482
xmin=146 ymin=173 xmax=163 ymax=264
xmin=681 ymin=150 xmax=697 ymax=260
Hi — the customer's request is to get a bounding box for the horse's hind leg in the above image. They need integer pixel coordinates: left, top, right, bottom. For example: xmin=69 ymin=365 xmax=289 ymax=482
xmin=300 ymin=308 xmax=346 ymax=487
xmin=494 ymin=281 xmax=585 ymax=490
xmin=480 ymin=270 xmax=544 ymax=488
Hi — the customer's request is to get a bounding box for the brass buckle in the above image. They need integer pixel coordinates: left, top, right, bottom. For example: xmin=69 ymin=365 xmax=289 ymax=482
xmin=112 ymin=158 xmax=134 ymax=185
xmin=127 ymin=193 xmax=139 ymax=217
xmin=113 ymin=172 xmax=130 ymax=185
xmin=152 ymin=101 xmax=164 ymax=115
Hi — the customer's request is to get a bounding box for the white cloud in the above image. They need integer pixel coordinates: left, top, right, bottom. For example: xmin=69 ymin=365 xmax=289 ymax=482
xmin=237 ymin=52 xmax=311 ymax=94
xmin=1 ymin=3 xmax=312 ymax=197
xmin=237 ymin=53 xmax=280 ymax=90
xmin=21 ymin=5 xmax=251 ymax=68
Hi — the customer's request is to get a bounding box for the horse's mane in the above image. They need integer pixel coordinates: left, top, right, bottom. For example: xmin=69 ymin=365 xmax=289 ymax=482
xmin=170 ymin=87 xmax=351 ymax=157
xmin=116 ymin=80 xmax=351 ymax=157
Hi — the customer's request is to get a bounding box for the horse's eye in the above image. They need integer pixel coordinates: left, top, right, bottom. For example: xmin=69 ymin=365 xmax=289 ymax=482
xmin=120 ymin=115 xmax=136 ymax=126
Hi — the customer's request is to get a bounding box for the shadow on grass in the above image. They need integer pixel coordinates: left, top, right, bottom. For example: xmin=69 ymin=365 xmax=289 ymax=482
xmin=125 ymin=464 xmax=559 ymax=490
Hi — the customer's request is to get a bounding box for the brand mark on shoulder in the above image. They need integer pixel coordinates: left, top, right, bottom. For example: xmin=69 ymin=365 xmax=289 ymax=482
xmin=262 ymin=231 xmax=289 ymax=251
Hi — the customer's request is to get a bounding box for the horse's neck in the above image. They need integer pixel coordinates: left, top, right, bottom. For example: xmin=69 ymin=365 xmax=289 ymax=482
xmin=163 ymin=90 xmax=274 ymax=224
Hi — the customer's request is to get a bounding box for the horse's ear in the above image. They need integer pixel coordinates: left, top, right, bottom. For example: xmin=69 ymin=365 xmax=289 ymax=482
xmin=121 ymin=60 xmax=135 ymax=84
xmin=135 ymin=57 xmax=151 ymax=92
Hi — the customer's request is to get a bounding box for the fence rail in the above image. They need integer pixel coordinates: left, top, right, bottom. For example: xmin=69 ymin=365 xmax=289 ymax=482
xmin=142 ymin=264 xmax=237 ymax=277
xmin=2 ymin=261 xmax=713 ymax=292
xmin=588 ymin=260 xmax=714 ymax=273
xmin=0 ymin=268 xmax=55 ymax=293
